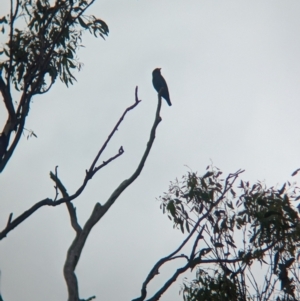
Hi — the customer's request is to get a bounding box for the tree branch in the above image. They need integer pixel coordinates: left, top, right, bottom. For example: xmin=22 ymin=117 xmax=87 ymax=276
xmin=63 ymin=92 xmax=162 ymax=301
xmin=132 ymin=221 xmax=204 ymax=301
xmin=0 ymin=73 xmax=15 ymax=120
xmin=0 ymin=109 xmax=26 ymax=172
xmin=0 ymin=89 xmax=141 ymax=240
xmin=50 ymin=169 xmax=82 ymax=233
xmin=0 ymin=0 xmax=107 ymax=172
xmin=146 ymin=263 xmax=191 ymax=301
xmin=89 ymin=87 xmax=140 ymax=174
xmin=133 ymin=170 xmax=250 ymax=301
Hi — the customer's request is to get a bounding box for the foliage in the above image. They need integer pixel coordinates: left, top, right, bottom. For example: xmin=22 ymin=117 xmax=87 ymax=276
xmin=158 ymin=166 xmax=300 ymax=301
xmin=0 ymin=0 xmax=108 ymax=91
xmin=0 ymin=0 xmax=109 ymax=171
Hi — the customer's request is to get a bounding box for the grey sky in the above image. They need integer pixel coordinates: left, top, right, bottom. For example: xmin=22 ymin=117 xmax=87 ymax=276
xmin=1 ymin=1 xmax=300 ymax=300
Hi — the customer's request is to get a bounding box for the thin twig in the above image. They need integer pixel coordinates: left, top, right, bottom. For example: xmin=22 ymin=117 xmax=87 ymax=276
xmin=53 ymin=165 xmax=59 ymax=201
xmin=89 ymin=87 xmax=140 ymax=173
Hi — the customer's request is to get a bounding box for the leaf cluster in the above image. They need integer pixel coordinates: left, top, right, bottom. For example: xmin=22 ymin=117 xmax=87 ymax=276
xmin=0 ymin=0 xmax=109 ymax=92
xmin=159 ymin=167 xmax=300 ymax=300
xmin=182 ymin=268 xmax=239 ymax=301
xmin=0 ymin=0 xmax=108 ymax=172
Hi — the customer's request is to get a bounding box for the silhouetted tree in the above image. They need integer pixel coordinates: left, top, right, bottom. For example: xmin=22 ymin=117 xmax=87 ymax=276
xmin=0 ymin=0 xmax=108 ymax=172
xmin=0 ymin=2 xmax=165 ymax=301
xmin=134 ymin=166 xmax=300 ymax=301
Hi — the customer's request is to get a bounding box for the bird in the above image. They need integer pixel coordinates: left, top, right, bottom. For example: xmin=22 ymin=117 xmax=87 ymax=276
xmin=152 ymin=68 xmax=172 ymax=106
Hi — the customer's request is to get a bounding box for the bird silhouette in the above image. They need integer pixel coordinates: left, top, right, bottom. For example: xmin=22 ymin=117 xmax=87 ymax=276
xmin=152 ymin=68 xmax=172 ymax=106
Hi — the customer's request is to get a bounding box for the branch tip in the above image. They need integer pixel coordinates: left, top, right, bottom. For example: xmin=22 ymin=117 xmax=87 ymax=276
xmin=7 ymin=213 xmax=13 ymax=226
xmin=135 ymin=86 xmax=141 ymax=103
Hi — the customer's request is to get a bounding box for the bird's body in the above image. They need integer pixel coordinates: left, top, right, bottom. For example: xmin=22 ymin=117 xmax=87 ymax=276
xmin=152 ymin=68 xmax=172 ymax=106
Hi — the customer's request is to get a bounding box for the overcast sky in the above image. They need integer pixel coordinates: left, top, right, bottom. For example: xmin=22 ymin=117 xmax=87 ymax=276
xmin=1 ymin=1 xmax=300 ymax=300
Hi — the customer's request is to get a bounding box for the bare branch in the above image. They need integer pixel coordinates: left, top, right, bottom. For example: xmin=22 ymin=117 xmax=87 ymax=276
xmin=6 ymin=213 xmax=13 ymax=227
xmin=0 ymin=90 xmax=141 ymax=239
xmin=146 ymin=264 xmax=191 ymax=301
xmin=66 ymin=202 xmax=82 ymax=234
xmin=0 ymin=197 xmax=54 ymax=240
xmin=89 ymin=86 xmax=140 ymax=174
xmin=133 ymin=219 xmax=204 ymax=301
xmin=94 ymin=146 xmax=124 ymax=173
xmin=53 ymin=166 xmax=59 ymax=201
xmin=63 ymin=91 xmax=162 ymax=301
xmin=50 ymin=168 xmax=82 ymax=233
xmin=50 ymin=166 xmax=68 ymax=198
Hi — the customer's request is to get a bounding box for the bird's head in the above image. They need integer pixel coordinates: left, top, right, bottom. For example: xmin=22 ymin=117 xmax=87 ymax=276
xmin=152 ymin=68 xmax=161 ymax=75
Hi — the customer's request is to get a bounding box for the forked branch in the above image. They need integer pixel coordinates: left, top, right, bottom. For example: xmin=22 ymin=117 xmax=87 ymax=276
xmin=63 ymin=91 xmax=163 ymax=301
xmin=0 ymin=88 xmax=141 ymax=240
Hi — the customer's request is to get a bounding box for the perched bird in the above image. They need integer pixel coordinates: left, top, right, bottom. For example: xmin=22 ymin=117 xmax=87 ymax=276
xmin=152 ymin=68 xmax=172 ymax=106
